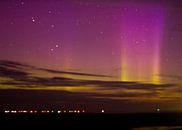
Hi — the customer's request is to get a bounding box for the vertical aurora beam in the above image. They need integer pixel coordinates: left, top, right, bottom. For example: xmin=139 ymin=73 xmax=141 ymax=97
xmin=121 ymin=2 xmax=164 ymax=84
xmin=152 ymin=14 xmax=164 ymax=84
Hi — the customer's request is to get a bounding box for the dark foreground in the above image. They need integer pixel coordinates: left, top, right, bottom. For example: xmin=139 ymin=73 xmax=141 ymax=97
xmin=1 ymin=113 xmax=182 ymax=129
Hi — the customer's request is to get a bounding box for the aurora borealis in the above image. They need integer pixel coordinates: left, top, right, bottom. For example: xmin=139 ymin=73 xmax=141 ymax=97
xmin=121 ymin=2 xmax=164 ymax=84
xmin=0 ymin=0 xmax=182 ymax=113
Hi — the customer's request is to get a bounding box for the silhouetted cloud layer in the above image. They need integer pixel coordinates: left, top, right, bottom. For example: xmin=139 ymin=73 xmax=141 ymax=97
xmin=0 ymin=60 xmax=181 ymax=104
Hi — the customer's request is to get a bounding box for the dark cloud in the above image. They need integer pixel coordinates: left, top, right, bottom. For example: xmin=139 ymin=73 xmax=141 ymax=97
xmin=0 ymin=65 xmax=29 ymax=80
xmin=159 ymin=74 xmax=182 ymax=81
xmin=0 ymin=60 xmax=112 ymax=78
xmin=0 ymin=89 xmax=178 ymax=113
xmin=0 ymin=60 xmax=175 ymax=90
xmin=0 ymin=60 xmax=181 ymax=112
xmin=39 ymin=68 xmax=113 ymax=78
xmin=0 ymin=60 xmax=35 ymax=69
xmin=0 ymin=60 xmax=177 ymax=107
xmin=0 ymin=89 xmax=159 ymax=113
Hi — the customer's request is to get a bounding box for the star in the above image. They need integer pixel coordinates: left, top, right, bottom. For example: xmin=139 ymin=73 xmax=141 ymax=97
xmin=55 ymin=44 xmax=59 ymax=48
xmin=50 ymin=48 xmax=54 ymax=51
xmin=142 ymin=39 xmax=146 ymax=42
xmin=100 ymin=31 xmax=103 ymax=34
xmin=124 ymin=7 xmax=128 ymax=11
xmin=31 ymin=17 xmax=35 ymax=22
xmin=51 ymin=24 xmax=55 ymax=28
xmin=135 ymin=41 xmax=139 ymax=44
xmin=96 ymin=4 xmax=100 ymax=8
xmin=21 ymin=1 xmax=24 ymax=5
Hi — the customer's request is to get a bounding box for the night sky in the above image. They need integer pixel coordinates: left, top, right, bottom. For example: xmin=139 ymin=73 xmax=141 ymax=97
xmin=0 ymin=0 xmax=182 ymax=113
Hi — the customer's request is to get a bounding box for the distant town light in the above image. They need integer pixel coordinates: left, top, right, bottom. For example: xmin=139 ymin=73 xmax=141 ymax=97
xmin=23 ymin=110 xmax=27 ymax=113
xmin=156 ymin=108 xmax=160 ymax=112
xmin=4 ymin=109 xmax=87 ymax=114
xmin=101 ymin=110 xmax=105 ymax=113
xmin=5 ymin=110 xmax=10 ymax=113
xmin=69 ymin=110 xmax=73 ymax=113
xmin=11 ymin=110 xmax=17 ymax=113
